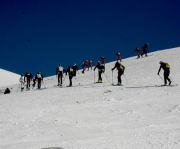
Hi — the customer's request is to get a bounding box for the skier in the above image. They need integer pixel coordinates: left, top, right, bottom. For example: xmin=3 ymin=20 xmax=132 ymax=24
xmin=157 ymin=61 xmax=171 ymax=86
xmin=66 ymin=66 xmax=74 ymax=86
xmin=141 ymin=43 xmax=149 ymax=57
xmin=111 ymin=60 xmax=125 ymax=85
xmin=32 ymin=76 xmax=36 ymax=88
xmin=24 ymin=71 xmax=33 ymax=89
xmin=100 ymin=56 xmax=105 ymax=65
xmin=94 ymin=61 xmax=105 ymax=83
xmin=56 ymin=64 xmax=64 ymax=86
xmin=82 ymin=60 xmax=88 ymax=74
xmin=72 ymin=63 xmax=79 ymax=76
xmin=100 ymin=56 xmax=105 ymax=72
xmin=4 ymin=88 xmax=10 ymax=94
xmin=88 ymin=60 xmax=93 ymax=70
xmin=134 ymin=47 xmax=141 ymax=59
xmin=19 ymin=74 xmax=25 ymax=91
xmin=35 ymin=72 xmax=43 ymax=89
xmin=116 ymin=52 xmax=121 ymax=61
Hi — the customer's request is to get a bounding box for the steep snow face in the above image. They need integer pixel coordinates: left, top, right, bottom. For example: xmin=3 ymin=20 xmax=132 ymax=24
xmin=0 ymin=47 xmax=180 ymax=149
xmin=0 ymin=69 xmax=20 ymax=88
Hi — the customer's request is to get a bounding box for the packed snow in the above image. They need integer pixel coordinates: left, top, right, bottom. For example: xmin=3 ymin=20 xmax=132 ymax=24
xmin=0 ymin=47 xmax=180 ymax=149
xmin=0 ymin=69 xmax=20 ymax=88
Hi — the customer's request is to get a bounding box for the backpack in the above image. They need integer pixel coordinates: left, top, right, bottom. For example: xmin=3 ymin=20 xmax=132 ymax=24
xmin=165 ymin=63 xmax=170 ymax=69
xmin=37 ymin=73 xmax=41 ymax=79
xmin=19 ymin=76 xmax=24 ymax=83
xmin=69 ymin=68 xmax=75 ymax=76
xmin=59 ymin=66 xmax=63 ymax=72
xmin=69 ymin=68 xmax=73 ymax=72
xmin=119 ymin=64 xmax=124 ymax=70
xmin=99 ymin=64 xmax=105 ymax=73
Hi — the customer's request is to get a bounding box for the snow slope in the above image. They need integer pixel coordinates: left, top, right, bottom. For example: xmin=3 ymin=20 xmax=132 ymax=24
xmin=0 ymin=68 xmax=20 ymax=88
xmin=0 ymin=47 xmax=180 ymax=149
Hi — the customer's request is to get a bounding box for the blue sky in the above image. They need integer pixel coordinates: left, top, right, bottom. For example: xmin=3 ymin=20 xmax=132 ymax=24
xmin=0 ymin=0 xmax=180 ymax=77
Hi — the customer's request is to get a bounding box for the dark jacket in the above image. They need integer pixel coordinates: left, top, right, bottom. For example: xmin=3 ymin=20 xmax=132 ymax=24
xmin=56 ymin=66 xmax=65 ymax=75
xmin=142 ymin=44 xmax=149 ymax=52
xmin=94 ymin=63 xmax=105 ymax=71
xmin=134 ymin=48 xmax=141 ymax=53
xmin=72 ymin=65 xmax=78 ymax=72
xmin=35 ymin=73 xmax=43 ymax=80
xmin=24 ymin=72 xmax=33 ymax=81
xmin=158 ymin=62 xmax=170 ymax=74
xmin=66 ymin=67 xmax=74 ymax=77
xmin=112 ymin=62 xmax=125 ymax=72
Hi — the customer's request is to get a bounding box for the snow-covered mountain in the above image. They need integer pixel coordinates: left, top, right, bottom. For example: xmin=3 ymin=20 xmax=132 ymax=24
xmin=0 ymin=47 xmax=180 ymax=149
xmin=0 ymin=68 xmax=20 ymax=88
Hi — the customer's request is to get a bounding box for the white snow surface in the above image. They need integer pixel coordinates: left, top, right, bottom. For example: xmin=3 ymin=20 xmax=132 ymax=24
xmin=0 ymin=47 xmax=180 ymax=149
xmin=0 ymin=69 xmax=20 ymax=88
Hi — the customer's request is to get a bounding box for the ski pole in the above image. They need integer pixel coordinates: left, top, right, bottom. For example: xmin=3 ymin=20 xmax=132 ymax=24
xmin=42 ymin=81 xmax=46 ymax=88
xmin=123 ymin=74 xmax=129 ymax=84
xmin=112 ymin=71 xmax=114 ymax=85
xmin=169 ymin=76 xmax=178 ymax=86
xmin=74 ymin=77 xmax=80 ymax=85
xmin=94 ymin=70 xmax=95 ymax=84
xmin=158 ymin=74 xmax=164 ymax=82
xmin=17 ymin=83 xmax=20 ymax=92
xmin=104 ymin=72 xmax=109 ymax=82
xmin=63 ymin=75 xmax=66 ymax=83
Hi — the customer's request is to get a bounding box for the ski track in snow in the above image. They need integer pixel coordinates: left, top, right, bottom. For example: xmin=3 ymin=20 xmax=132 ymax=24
xmin=0 ymin=48 xmax=180 ymax=149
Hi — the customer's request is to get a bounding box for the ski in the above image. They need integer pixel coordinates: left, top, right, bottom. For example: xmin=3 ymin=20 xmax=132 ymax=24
xmin=54 ymin=84 xmax=64 ymax=88
xmin=67 ymin=86 xmax=73 ymax=87
xmin=95 ymin=82 xmax=103 ymax=84
xmin=155 ymin=84 xmax=178 ymax=87
xmin=112 ymin=84 xmax=123 ymax=86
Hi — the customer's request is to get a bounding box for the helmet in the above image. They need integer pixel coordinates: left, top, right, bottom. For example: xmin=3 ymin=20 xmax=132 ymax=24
xmin=26 ymin=71 xmax=28 ymax=73
xmin=74 ymin=63 xmax=76 ymax=66
xmin=159 ymin=61 xmax=163 ymax=64
xmin=146 ymin=43 xmax=149 ymax=45
xmin=58 ymin=64 xmax=61 ymax=66
xmin=38 ymin=71 xmax=41 ymax=74
xmin=97 ymin=61 xmax=100 ymax=64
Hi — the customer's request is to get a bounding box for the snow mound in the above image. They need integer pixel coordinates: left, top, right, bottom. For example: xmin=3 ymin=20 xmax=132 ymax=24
xmin=0 ymin=68 xmax=20 ymax=88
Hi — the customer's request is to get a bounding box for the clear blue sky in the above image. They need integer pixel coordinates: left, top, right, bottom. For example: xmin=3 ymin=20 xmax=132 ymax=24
xmin=1 ymin=0 xmax=180 ymax=77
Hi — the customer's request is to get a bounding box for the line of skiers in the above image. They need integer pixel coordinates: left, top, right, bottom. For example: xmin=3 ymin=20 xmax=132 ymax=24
xmin=134 ymin=43 xmax=149 ymax=59
xmin=82 ymin=60 xmax=93 ymax=74
xmin=16 ymin=42 xmax=172 ymax=92
xmin=19 ymin=71 xmax=43 ymax=91
xmin=56 ymin=63 xmax=79 ymax=87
